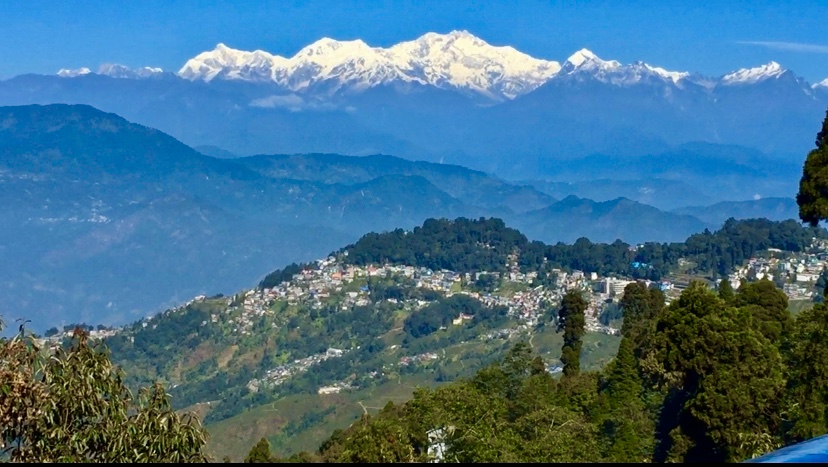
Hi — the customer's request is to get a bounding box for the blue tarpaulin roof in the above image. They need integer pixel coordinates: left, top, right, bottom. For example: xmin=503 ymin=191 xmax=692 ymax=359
xmin=744 ymin=434 xmax=828 ymax=463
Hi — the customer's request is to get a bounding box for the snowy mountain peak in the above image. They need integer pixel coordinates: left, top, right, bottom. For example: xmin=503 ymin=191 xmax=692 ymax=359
xmin=97 ymin=64 xmax=163 ymax=79
xmin=562 ymin=48 xmax=621 ymax=73
xmin=638 ymin=62 xmax=690 ymax=84
xmin=565 ymin=48 xmax=600 ymax=67
xmin=386 ymin=31 xmax=561 ymax=99
xmin=721 ymin=61 xmax=786 ymax=85
xmin=178 ymin=43 xmax=289 ymax=82
xmin=295 ymin=37 xmax=372 ymax=57
xmin=174 ymin=31 xmax=561 ymax=100
xmin=55 ymin=33 xmax=816 ymax=100
xmin=446 ymin=29 xmax=474 ymax=38
xmin=558 ymin=49 xmax=690 ymax=87
xmin=57 ymin=67 xmax=91 ymax=77
xmin=57 ymin=64 xmax=163 ymax=79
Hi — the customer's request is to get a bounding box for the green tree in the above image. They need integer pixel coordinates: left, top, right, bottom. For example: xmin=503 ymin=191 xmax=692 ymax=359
xmin=558 ymin=290 xmax=587 ymax=378
xmin=784 ymin=303 xmax=828 ymax=442
xmin=718 ymin=278 xmax=735 ymax=304
xmin=0 ymin=325 xmax=209 ymax=463
xmin=244 ymin=437 xmax=274 ymax=463
xmin=619 ymin=282 xmax=665 ymax=358
xmin=649 ymin=283 xmax=785 ymax=462
xmin=597 ymin=337 xmax=654 ymax=462
xmin=330 ymin=402 xmax=423 ymax=463
xmin=513 ymin=405 xmax=602 ymax=462
xmin=797 ymin=107 xmax=828 ymax=226
xmin=733 ymin=278 xmax=791 ymax=344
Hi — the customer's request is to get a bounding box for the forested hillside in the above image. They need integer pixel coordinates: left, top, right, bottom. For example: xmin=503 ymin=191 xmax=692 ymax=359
xmin=251 ymin=280 xmax=828 ymax=463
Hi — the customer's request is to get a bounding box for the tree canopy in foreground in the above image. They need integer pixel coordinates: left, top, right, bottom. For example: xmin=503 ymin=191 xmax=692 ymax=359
xmin=0 ymin=319 xmax=210 ymax=463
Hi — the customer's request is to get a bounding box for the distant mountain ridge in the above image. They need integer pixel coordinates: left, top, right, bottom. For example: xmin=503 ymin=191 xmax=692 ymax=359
xmin=515 ymin=195 xmax=709 ymax=244
xmin=672 ymin=197 xmax=799 ymax=227
xmin=235 ymin=153 xmax=556 ymax=214
xmin=3 ymin=104 xmax=782 ymax=332
xmin=54 ymin=30 xmax=828 ymax=103
xmin=3 ymin=31 xmax=827 ymax=171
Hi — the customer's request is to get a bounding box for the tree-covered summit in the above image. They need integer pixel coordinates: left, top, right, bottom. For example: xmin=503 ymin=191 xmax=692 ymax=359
xmin=337 ymin=216 xmax=826 ymax=280
xmin=340 ymin=217 xmax=529 ymax=274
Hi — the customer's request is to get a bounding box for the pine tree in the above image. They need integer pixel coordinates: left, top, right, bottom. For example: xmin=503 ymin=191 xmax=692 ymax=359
xmin=558 ymin=290 xmax=587 ymax=378
xmin=599 ymin=338 xmax=653 ymax=462
xmin=604 ymin=338 xmax=641 ymax=406
xmin=797 ymin=107 xmax=828 ymax=226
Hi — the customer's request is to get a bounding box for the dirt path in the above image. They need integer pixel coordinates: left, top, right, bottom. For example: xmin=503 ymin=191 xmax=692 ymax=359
xmin=529 ymin=331 xmax=535 ymax=349
xmin=358 ymin=401 xmax=384 ymax=415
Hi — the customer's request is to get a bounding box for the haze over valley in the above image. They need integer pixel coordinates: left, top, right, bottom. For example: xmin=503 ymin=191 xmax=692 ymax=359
xmin=0 ymin=102 xmax=810 ymax=330
xmin=5 ymin=4 xmax=828 ymax=462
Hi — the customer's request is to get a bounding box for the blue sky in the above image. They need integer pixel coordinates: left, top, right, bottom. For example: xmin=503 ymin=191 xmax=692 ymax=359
xmin=2 ymin=0 xmax=827 ymax=82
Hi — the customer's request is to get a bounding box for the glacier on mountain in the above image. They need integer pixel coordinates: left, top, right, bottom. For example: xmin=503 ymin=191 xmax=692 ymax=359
xmin=721 ymin=61 xmax=786 ymax=85
xmin=177 ymin=30 xmax=561 ymax=100
xmin=174 ymin=32 xmax=701 ymax=98
xmin=57 ymin=67 xmax=92 ymax=77
xmin=58 ymin=64 xmax=163 ymax=79
xmin=97 ymin=64 xmax=164 ymax=79
xmin=557 ymin=48 xmax=692 ymax=88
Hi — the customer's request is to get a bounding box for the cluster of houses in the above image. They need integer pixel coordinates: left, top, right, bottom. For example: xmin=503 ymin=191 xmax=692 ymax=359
xmin=44 ymin=238 xmax=828 ymax=395
xmin=247 ymin=347 xmax=346 ymax=392
xmin=726 ymin=244 xmax=828 ymax=300
xmin=317 ymin=380 xmax=354 ymax=395
xmin=188 ymin=251 xmax=669 ymax=347
xmin=399 ymin=351 xmax=440 ymax=366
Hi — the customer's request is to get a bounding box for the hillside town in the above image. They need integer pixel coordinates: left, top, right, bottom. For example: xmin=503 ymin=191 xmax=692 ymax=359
xmin=208 ymin=236 xmax=828 ymax=353
xmin=41 ymin=237 xmax=828 ymax=348
xmin=37 ymin=237 xmax=828 ymax=397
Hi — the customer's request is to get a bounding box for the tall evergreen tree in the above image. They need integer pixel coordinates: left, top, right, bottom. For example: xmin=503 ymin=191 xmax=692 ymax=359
xmin=619 ymin=282 xmax=664 ymax=359
xmin=604 ymin=338 xmax=641 ymax=407
xmin=718 ymin=278 xmax=735 ymax=304
xmin=599 ymin=337 xmax=654 ymax=462
xmin=558 ymin=290 xmax=587 ymax=378
xmin=797 ymin=107 xmax=828 ymax=226
xmin=650 ymin=282 xmax=785 ymax=462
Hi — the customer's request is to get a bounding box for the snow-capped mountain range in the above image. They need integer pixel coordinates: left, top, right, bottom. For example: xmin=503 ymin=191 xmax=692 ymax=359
xmin=58 ymin=64 xmax=164 ymax=79
xmin=54 ymin=30 xmax=828 ymax=102
xmin=175 ymin=30 xmax=561 ymax=100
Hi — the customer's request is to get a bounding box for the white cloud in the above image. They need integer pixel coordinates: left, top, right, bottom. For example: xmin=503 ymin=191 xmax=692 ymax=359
xmin=248 ymin=94 xmax=340 ymax=112
xmin=249 ymin=94 xmax=305 ymax=111
xmin=737 ymin=41 xmax=828 ymax=54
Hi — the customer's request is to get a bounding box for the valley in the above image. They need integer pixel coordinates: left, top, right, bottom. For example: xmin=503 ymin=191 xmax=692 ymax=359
xmin=0 ymin=104 xmax=811 ymax=333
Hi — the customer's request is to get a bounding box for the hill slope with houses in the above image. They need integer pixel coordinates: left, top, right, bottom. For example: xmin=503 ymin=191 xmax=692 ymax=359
xmin=37 ymin=217 xmax=828 ymax=460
